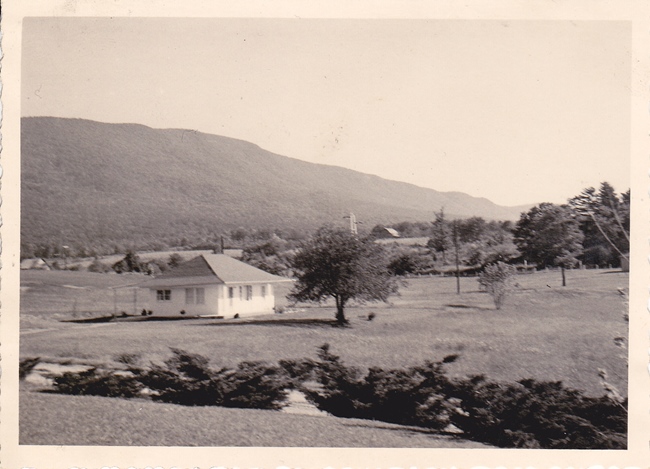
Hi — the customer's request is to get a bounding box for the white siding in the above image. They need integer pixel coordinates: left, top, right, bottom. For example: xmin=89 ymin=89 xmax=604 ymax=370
xmin=219 ymin=283 xmax=275 ymax=318
xmin=144 ymin=285 xmax=221 ymax=317
xmin=142 ymin=283 xmax=276 ymax=317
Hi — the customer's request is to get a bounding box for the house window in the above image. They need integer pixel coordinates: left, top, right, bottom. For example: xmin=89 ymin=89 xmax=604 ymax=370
xmin=239 ymin=286 xmax=243 ymax=299
xmin=261 ymin=285 xmax=266 ymax=298
xmin=245 ymin=285 xmax=253 ymax=301
xmin=185 ymin=288 xmax=195 ymax=304
xmin=196 ymin=288 xmax=205 ymax=304
xmin=157 ymin=289 xmax=171 ymax=301
xmin=228 ymin=287 xmax=234 ymax=299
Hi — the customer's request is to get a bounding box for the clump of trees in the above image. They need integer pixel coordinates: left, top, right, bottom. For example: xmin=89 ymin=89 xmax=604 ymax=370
xmin=240 ymin=236 xmax=294 ymax=276
xmin=514 ymin=203 xmax=584 ymax=286
xmin=289 ymin=227 xmax=399 ymax=325
xmin=570 ymin=182 xmax=630 ymax=267
xmin=112 ymin=251 xmax=151 ymax=274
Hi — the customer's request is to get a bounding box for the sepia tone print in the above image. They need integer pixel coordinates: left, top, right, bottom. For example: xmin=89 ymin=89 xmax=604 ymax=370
xmin=2 ymin=3 xmax=648 ymax=469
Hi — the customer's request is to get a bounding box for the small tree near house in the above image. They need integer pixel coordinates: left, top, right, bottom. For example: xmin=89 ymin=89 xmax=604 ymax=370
xmin=478 ymin=262 xmax=517 ymax=310
xmin=288 ymin=226 xmax=399 ymax=325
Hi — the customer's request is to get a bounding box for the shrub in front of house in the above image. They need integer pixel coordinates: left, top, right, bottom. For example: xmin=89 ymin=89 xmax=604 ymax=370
xmin=450 ymin=375 xmax=627 ymax=449
xmin=51 ymin=348 xmax=291 ymax=410
xmin=303 ymin=344 xmax=627 ymax=449
xmin=303 ymin=344 xmax=457 ymax=430
xmin=53 ymin=368 xmax=143 ymax=399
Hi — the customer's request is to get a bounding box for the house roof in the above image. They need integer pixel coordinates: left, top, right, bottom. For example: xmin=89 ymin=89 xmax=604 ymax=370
xmin=138 ymin=254 xmax=289 ymax=288
xmin=385 ymin=227 xmax=400 ymax=238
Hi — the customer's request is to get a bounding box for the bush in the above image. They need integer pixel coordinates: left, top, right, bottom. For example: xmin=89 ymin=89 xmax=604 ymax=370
xmin=478 ymin=262 xmax=517 ymax=309
xmin=19 ymin=357 xmax=41 ymax=379
xmin=88 ymin=259 xmax=113 ymax=274
xmin=53 ymin=368 xmax=142 ymax=398
xmin=304 ymin=344 xmax=457 ymax=430
xmin=304 ymin=345 xmax=626 ymax=449
xmin=218 ymin=361 xmax=290 ymax=409
xmin=449 ymin=376 xmax=627 ymax=448
xmin=51 ymin=349 xmax=291 ymax=410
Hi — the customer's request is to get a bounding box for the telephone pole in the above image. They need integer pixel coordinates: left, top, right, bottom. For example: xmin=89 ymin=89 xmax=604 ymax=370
xmin=453 ymin=220 xmax=460 ymax=294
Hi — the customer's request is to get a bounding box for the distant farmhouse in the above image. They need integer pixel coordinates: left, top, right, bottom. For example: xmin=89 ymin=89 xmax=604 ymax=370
xmin=20 ymin=258 xmax=51 ymax=270
xmin=138 ymin=254 xmax=290 ymax=318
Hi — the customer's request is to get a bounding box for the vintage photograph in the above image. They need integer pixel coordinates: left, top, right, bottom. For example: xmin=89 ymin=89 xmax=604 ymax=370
xmin=4 ymin=7 xmax=645 ymax=467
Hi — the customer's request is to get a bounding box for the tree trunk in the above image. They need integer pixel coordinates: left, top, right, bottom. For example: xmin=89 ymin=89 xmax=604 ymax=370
xmin=335 ymin=296 xmax=348 ymax=325
xmin=561 ymin=266 xmax=566 ymax=287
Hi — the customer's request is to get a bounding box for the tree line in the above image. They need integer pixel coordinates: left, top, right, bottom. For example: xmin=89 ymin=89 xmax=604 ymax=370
xmin=23 ymin=181 xmax=628 ymax=290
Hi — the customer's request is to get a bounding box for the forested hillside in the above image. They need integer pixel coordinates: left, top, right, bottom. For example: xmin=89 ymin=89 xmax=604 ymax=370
xmin=21 ymin=117 xmax=528 ymax=256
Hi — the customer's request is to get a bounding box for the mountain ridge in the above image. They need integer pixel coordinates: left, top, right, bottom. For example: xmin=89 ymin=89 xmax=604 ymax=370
xmin=21 ymin=116 xmax=530 ymax=251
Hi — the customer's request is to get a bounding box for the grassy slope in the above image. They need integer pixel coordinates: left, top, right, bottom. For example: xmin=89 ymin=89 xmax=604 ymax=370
xmin=20 ymin=269 xmax=629 ymax=397
xmin=19 ymin=390 xmax=488 ymax=447
xmin=21 ymin=116 xmax=527 ymax=249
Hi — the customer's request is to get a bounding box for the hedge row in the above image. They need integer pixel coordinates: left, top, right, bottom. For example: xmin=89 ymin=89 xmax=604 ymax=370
xmin=41 ymin=345 xmax=626 ymax=449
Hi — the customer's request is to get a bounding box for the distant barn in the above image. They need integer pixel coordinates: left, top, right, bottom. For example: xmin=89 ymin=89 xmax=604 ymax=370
xmin=138 ymin=254 xmax=290 ymax=318
xmin=20 ymin=258 xmax=51 ymax=270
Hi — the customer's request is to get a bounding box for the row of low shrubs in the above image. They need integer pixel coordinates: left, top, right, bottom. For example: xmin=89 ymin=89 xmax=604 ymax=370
xmin=37 ymin=345 xmax=626 ymax=449
xmin=300 ymin=345 xmax=626 ymax=449
xmin=52 ymin=348 xmax=290 ymax=410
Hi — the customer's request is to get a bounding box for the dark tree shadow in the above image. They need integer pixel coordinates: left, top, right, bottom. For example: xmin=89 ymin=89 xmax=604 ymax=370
xmin=444 ymin=304 xmax=493 ymax=311
xmin=199 ymin=317 xmax=341 ymax=329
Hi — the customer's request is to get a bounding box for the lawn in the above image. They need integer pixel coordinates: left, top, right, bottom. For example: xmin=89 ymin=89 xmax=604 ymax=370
xmin=19 ymin=388 xmax=488 ymax=447
xmin=20 ymin=268 xmax=629 ymax=397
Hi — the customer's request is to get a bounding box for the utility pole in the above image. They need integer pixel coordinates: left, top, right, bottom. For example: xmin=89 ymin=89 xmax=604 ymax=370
xmin=453 ymin=220 xmax=460 ymax=294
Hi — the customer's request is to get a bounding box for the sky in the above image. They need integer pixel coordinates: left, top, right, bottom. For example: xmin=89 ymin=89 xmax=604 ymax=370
xmin=21 ymin=18 xmax=631 ymax=206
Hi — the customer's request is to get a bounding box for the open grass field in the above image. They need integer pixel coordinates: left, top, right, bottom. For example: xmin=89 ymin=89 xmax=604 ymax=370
xmin=19 ymin=268 xmax=628 ymax=446
xmin=20 ymin=268 xmax=629 ymax=397
xmin=19 ymin=387 xmax=487 ymax=447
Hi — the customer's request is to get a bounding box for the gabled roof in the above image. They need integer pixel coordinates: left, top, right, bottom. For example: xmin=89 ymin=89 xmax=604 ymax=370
xmin=385 ymin=227 xmax=400 ymax=238
xmin=138 ymin=254 xmax=289 ymax=288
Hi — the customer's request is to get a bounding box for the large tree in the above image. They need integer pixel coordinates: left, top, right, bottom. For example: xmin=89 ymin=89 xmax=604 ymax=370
xmin=569 ymin=182 xmax=630 ymax=267
xmin=514 ymin=203 xmax=584 ymax=286
xmin=288 ymin=227 xmax=399 ymax=325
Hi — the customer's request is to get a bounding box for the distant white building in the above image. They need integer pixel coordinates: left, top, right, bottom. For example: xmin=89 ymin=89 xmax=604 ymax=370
xmin=138 ymin=254 xmax=290 ymax=318
xmin=20 ymin=258 xmax=51 ymax=270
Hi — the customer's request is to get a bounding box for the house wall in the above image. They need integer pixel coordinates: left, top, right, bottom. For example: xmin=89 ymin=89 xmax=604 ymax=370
xmin=219 ymin=283 xmax=276 ymax=318
xmin=143 ymin=282 xmax=276 ymax=317
xmin=144 ymin=284 xmax=221 ymax=317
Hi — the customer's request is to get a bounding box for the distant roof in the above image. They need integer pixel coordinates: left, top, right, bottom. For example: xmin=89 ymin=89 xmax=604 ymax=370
xmin=20 ymin=258 xmax=51 ymax=270
xmin=375 ymin=237 xmax=429 ymax=246
xmin=139 ymin=254 xmax=289 ymax=288
xmin=385 ymin=227 xmax=400 ymax=238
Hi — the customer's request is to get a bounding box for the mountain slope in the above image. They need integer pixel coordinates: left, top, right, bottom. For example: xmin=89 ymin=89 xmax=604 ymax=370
xmin=21 ymin=117 xmax=528 ymax=249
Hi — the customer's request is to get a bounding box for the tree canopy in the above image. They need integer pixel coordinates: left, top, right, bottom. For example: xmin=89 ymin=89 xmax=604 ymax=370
xmin=569 ymin=182 xmax=630 ymax=267
xmin=514 ymin=203 xmax=584 ymax=286
xmin=288 ymin=227 xmax=399 ymax=324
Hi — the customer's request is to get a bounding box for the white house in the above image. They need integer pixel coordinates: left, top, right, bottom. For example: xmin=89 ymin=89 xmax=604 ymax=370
xmin=138 ymin=254 xmax=290 ymax=318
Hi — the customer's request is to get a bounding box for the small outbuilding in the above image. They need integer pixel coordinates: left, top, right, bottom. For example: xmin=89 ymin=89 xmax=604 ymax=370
xmin=138 ymin=254 xmax=290 ymax=318
xmin=20 ymin=258 xmax=51 ymax=270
